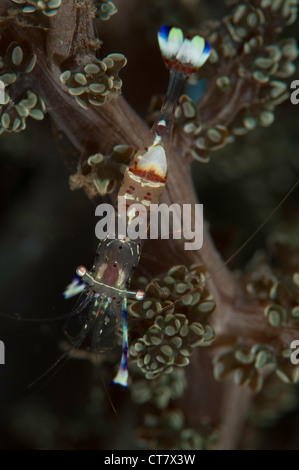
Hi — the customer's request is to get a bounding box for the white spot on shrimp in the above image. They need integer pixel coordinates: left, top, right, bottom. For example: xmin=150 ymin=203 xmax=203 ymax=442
xmin=76 ymin=265 xmax=87 ymax=277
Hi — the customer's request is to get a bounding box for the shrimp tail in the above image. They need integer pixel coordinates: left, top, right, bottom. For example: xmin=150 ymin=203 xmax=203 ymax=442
xmin=158 ymin=25 xmax=211 ymax=75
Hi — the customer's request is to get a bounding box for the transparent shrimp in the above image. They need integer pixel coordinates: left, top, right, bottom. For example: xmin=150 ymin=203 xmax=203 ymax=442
xmin=63 ymin=25 xmax=211 ymax=387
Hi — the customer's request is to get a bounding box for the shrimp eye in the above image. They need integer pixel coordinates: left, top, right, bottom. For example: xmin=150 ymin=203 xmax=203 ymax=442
xmin=76 ymin=265 xmax=87 ymax=277
xmin=136 ymin=290 xmax=145 ymax=300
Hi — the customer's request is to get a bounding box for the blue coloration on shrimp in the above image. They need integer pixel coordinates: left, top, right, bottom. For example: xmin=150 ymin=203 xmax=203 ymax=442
xmin=158 ymin=25 xmax=211 ymax=74
xmin=63 ymin=275 xmax=86 ymax=299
